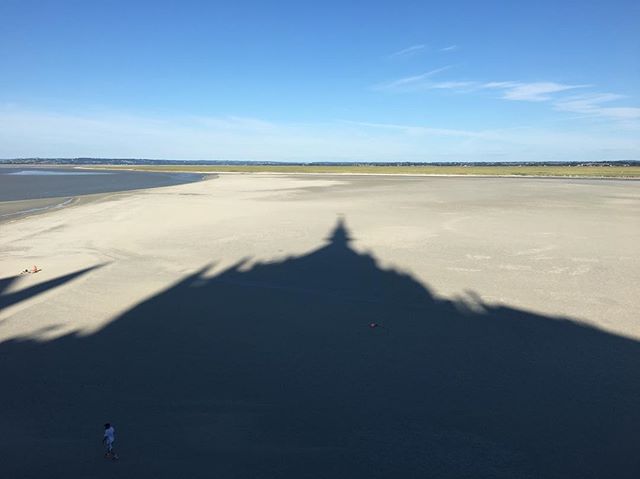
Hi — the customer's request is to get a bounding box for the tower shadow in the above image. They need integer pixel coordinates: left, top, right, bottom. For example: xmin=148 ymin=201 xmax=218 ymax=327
xmin=0 ymin=220 xmax=638 ymax=478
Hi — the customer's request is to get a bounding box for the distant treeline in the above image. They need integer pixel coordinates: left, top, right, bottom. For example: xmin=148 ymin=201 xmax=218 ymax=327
xmin=1 ymin=158 xmax=639 ymax=167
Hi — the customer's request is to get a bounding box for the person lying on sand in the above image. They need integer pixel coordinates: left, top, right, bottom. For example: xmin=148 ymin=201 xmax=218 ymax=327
xmin=19 ymin=265 xmax=42 ymax=275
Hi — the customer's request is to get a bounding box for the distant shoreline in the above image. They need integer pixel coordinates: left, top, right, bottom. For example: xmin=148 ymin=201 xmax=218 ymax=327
xmin=80 ymin=164 xmax=640 ymax=179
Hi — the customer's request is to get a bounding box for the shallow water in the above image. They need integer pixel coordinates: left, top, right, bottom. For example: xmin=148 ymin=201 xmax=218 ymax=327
xmin=6 ymin=169 xmax=114 ymax=176
xmin=0 ymin=166 xmax=203 ymax=201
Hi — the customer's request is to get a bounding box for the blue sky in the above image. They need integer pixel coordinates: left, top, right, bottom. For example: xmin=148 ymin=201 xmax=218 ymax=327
xmin=1 ymin=0 xmax=639 ymax=161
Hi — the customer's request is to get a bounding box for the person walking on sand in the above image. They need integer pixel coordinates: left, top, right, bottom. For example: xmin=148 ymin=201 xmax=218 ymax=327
xmin=103 ymin=423 xmax=118 ymax=460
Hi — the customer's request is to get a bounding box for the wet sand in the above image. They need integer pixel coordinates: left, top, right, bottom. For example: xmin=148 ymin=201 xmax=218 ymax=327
xmin=0 ymin=196 xmax=76 ymax=221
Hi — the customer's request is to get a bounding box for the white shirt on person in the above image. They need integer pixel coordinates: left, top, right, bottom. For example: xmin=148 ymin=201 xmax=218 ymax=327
xmin=104 ymin=426 xmax=115 ymax=443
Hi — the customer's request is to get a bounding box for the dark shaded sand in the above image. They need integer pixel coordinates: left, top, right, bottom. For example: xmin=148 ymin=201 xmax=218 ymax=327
xmin=1 ymin=220 xmax=638 ymax=478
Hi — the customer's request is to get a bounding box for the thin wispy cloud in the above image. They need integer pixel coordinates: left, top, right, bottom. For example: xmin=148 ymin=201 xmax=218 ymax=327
xmin=554 ymin=93 xmax=640 ymax=121
xmin=440 ymin=45 xmax=459 ymax=52
xmin=340 ymin=120 xmax=489 ymax=138
xmin=429 ymin=80 xmax=477 ymax=90
xmin=376 ymin=74 xmax=586 ymax=101
xmin=339 ymin=119 xmax=639 ymax=161
xmin=374 ymin=70 xmax=638 ymax=125
xmin=374 ymin=66 xmax=452 ymax=90
xmin=389 ymin=44 xmax=427 ymax=58
xmin=483 ymin=81 xmax=589 ymax=102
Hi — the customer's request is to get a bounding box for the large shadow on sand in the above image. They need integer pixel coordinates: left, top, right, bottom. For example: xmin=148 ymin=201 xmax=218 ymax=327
xmin=1 ymin=220 xmax=638 ymax=478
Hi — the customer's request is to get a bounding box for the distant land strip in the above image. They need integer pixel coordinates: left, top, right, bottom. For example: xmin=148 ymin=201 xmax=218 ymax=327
xmin=2 ymin=159 xmax=640 ymax=177
xmin=86 ymin=164 xmax=640 ymax=178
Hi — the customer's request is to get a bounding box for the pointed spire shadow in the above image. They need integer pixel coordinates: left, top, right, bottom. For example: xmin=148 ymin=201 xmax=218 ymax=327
xmin=0 ymin=265 xmax=103 ymax=311
xmin=0 ymin=220 xmax=638 ymax=478
xmin=327 ymin=216 xmax=352 ymax=244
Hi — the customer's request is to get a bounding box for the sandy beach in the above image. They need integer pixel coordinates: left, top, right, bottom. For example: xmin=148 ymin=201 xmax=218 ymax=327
xmin=2 ymin=174 xmax=639 ymax=341
xmin=1 ymin=173 xmax=639 ymax=477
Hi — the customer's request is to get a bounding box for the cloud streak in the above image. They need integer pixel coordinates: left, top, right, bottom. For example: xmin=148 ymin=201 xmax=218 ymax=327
xmin=440 ymin=45 xmax=459 ymax=52
xmin=375 ymin=70 xmax=638 ymax=123
xmin=373 ymin=66 xmax=452 ymax=90
xmin=483 ymin=81 xmax=589 ymax=101
xmin=389 ymin=44 xmax=427 ymax=58
xmin=380 ymin=73 xmax=587 ymax=101
xmin=554 ymin=93 xmax=640 ymax=121
xmin=339 ymin=120 xmax=490 ymax=139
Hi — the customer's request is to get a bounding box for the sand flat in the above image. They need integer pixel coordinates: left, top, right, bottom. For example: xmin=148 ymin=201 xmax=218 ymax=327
xmin=1 ymin=173 xmax=638 ymax=341
xmin=0 ymin=174 xmax=640 ymax=339
xmin=2 ymin=173 xmax=640 ymax=478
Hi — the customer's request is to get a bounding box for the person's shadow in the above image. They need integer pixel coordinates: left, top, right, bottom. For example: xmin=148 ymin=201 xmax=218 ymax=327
xmin=1 ymin=219 xmax=639 ymax=478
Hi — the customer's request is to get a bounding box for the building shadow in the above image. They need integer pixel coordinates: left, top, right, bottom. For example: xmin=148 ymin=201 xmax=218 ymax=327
xmin=0 ymin=220 xmax=638 ymax=478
